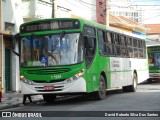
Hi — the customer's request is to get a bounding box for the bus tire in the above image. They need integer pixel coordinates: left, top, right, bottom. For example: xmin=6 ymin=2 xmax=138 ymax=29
xmin=147 ymin=79 xmax=152 ymax=83
xmin=43 ymin=94 xmax=56 ymax=103
xmin=123 ymin=73 xmax=137 ymax=92
xmin=94 ymin=75 xmax=106 ymax=100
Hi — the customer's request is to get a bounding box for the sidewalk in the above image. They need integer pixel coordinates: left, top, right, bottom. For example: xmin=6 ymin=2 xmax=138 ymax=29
xmin=0 ymin=92 xmax=43 ymax=110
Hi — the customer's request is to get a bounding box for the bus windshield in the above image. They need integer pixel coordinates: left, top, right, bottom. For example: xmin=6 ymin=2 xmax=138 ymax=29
xmin=20 ymin=33 xmax=83 ymax=67
xmin=148 ymin=52 xmax=160 ymax=67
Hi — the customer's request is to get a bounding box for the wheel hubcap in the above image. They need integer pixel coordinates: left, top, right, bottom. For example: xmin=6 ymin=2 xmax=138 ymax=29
xmin=99 ymin=80 xmax=105 ymax=95
xmin=133 ymin=75 xmax=137 ymax=89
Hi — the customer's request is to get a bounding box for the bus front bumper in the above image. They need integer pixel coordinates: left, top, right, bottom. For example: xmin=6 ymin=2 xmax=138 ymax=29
xmin=149 ymin=73 xmax=160 ymax=78
xmin=20 ymin=77 xmax=87 ymax=95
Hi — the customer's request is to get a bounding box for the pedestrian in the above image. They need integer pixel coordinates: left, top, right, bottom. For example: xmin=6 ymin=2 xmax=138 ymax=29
xmin=23 ymin=95 xmax=32 ymax=104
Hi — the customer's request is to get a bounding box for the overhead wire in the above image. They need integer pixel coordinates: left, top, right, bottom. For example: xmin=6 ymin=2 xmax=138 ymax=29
xmin=143 ymin=14 xmax=160 ymax=21
xmin=74 ymin=0 xmax=96 ymax=10
xmin=65 ymin=0 xmax=160 ymax=22
xmin=64 ymin=0 xmax=97 ymax=20
xmin=65 ymin=0 xmax=96 ymax=11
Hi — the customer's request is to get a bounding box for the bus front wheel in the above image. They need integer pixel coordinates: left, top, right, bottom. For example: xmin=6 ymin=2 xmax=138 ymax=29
xmin=43 ymin=94 xmax=56 ymax=103
xmin=94 ymin=75 xmax=106 ymax=100
xmin=147 ymin=79 xmax=153 ymax=83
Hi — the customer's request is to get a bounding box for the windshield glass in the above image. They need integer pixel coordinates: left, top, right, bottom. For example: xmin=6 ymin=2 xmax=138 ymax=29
xmin=20 ymin=33 xmax=83 ymax=67
xmin=148 ymin=52 xmax=160 ymax=67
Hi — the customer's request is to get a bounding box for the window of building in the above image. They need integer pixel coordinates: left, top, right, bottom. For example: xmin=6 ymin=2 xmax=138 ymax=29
xmin=5 ymin=22 xmax=15 ymax=34
xmin=99 ymin=2 xmax=103 ymax=8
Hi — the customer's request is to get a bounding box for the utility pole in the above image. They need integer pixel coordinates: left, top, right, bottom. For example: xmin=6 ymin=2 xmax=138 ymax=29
xmin=52 ymin=0 xmax=54 ymax=18
xmin=0 ymin=0 xmax=3 ymax=102
xmin=106 ymin=0 xmax=109 ymax=27
xmin=52 ymin=0 xmax=56 ymax=18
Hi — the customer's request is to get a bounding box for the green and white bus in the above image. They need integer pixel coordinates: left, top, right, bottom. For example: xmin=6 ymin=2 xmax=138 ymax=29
xmin=12 ymin=18 xmax=149 ymax=103
xmin=147 ymin=45 xmax=160 ymax=82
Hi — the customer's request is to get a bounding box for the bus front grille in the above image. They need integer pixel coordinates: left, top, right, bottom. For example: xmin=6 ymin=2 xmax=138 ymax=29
xmin=36 ymin=90 xmax=62 ymax=92
xmin=26 ymin=68 xmax=71 ymax=75
xmin=32 ymin=79 xmax=65 ymax=83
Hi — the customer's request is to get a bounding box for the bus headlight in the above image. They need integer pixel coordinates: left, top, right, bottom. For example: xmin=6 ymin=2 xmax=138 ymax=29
xmin=77 ymin=69 xmax=84 ymax=77
xmin=65 ymin=69 xmax=84 ymax=83
xmin=20 ymin=74 xmax=34 ymax=85
xmin=20 ymin=74 xmax=25 ymax=80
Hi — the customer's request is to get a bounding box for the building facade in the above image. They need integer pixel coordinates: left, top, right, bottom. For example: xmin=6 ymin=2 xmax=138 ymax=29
xmin=137 ymin=5 xmax=160 ymax=24
xmin=109 ymin=0 xmax=144 ymax=24
xmin=145 ymin=24 xmax=160 ymax=45
xmin=2 ymin=0 xmax=24 ymax=93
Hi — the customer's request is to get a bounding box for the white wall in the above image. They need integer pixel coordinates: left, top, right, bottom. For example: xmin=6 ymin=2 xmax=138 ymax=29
xmin=3 ymin=0 xmax=23 ymax=33
xmin=2 ymin=0 xmax=23 ymax=92
xmin=36 ymin=0 xmax=52 ymax=18
xmin=23 ymin=0 xmax=52 ymax=21
xmin=2 ymin=0 xmax=14 ymax=28
xmin=56 ymin=0 xmax=96 ymax=21
xmin=147 ymin=34 xmax=160 ymax=41
xmin=23 ymin=0 xmax=36 ymax=19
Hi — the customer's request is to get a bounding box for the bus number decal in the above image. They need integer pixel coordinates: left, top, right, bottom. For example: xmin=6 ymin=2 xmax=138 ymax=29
xmin=51 ymin=75 xmax=62 ymax=79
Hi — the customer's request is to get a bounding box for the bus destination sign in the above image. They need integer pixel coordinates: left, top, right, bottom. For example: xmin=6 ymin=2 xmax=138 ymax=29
xmin=148 ymin=46 xmax=160 ymax=51
xmin=20 ymin=20 xmax=80 ymax=33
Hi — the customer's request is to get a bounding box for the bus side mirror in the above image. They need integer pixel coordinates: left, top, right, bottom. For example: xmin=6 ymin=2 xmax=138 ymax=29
xmin=12 ymin=34 xmax=20 ymax=56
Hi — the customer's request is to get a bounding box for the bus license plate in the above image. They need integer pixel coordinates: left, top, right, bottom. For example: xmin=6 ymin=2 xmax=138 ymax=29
xmin=152 ymin=74 xmax=158 ymax=77
xmin=44 ymin=86 xmax=54 ymax=90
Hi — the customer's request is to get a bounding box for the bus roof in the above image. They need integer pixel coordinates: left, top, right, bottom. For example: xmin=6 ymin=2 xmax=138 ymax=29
xmin=147 ymin=44 xmax=160 ymax=47
xmin=21 ymin=18 xmax=145 ymax=40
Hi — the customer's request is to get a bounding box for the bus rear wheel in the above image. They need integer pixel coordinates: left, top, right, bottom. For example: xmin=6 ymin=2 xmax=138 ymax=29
xmin=43 ymin=94 xmax=56 ymax=103
xmin=123 ymin=73 xmax=137 ymax=92
xmin=94 ymin=75 xmax=106 ymax=100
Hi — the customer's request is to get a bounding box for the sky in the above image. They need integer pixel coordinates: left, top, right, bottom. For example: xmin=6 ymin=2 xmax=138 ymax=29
xmin=133 ymin=0 xmax=160 ymax=24
xmin=134 ymin=0 xmax=160 ymax=5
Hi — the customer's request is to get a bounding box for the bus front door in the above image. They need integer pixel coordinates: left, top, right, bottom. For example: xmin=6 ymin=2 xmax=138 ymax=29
xmin=84 ymin=36 xmax=98 ymax=92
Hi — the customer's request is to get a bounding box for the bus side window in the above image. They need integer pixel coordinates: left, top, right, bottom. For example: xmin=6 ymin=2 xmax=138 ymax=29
xmin=121 ymin=35 xmax=128 ymax=57
xmin=106 ymin=32 xmax=114 ymax=56
xmin=114 ymin=34 xmax=121 ymax=56
xmin=97 ymin=30 xmax=107 ymax=55
xmin=142 ymin=40 xmax=146 ymax=58
xmin=127 ymin=37 xmax=133 ymax=58
xmin=138 ymin=40 xmax=143 ymax=58
xmin=133 ymin=39 xmax=138 ymax=58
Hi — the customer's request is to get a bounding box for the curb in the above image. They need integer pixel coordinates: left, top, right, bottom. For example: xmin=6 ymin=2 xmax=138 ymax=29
xmin=0 ymin=99 xmax=44 ymax=110
xmin=0 ymin=95 xmax=80 ymax=110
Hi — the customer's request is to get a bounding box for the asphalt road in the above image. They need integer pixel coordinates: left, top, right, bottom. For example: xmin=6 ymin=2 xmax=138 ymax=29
xmin=1 ymin=81 xmax=160 ymax=120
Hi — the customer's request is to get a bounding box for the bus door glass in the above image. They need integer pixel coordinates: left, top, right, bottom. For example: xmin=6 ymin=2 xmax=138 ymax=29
xmin=84 ymin=36 xmax=96 ymax=67
xmin=83 ymin=26 xmax=96 ymax=68
xmin=83 ymin=26 xmax=97 ymax=91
